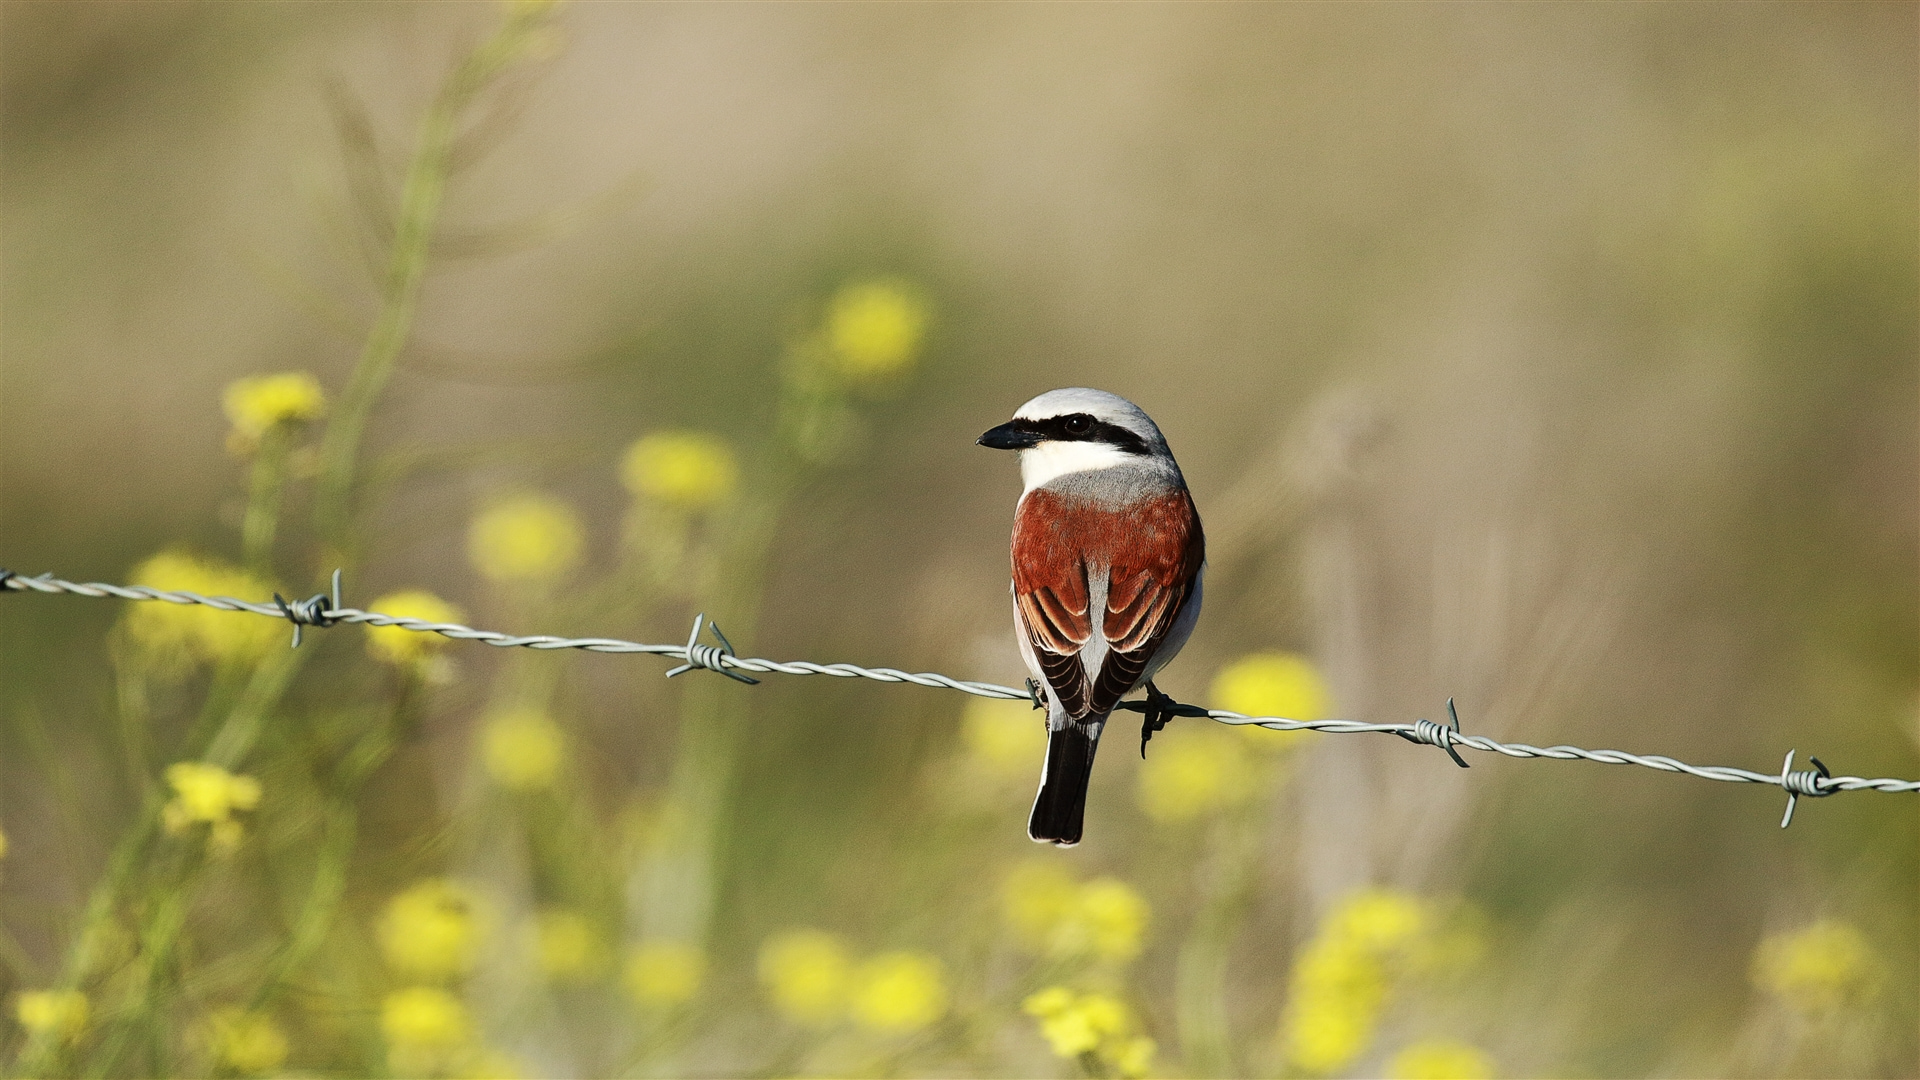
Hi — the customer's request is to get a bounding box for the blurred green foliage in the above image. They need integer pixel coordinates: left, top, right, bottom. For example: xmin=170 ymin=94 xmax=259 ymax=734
xmin=1 ymin=3 xmax=1914 ymax=1078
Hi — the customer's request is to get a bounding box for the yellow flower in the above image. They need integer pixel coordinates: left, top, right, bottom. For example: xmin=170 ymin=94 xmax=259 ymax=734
xmin=1277 ymin=889 xmax=1432 ymax=1074
xmin=16 ymin=989 xmax=88 ymax=1042
xmin=1212 ymin=651 xmax=1330 ymax=749
xmin=1052 ymin=878 xmax=1150 ymax=963
xmin=847 ymin=951 xmax=948 ymax=1033
xmin=1752 ymin=919 xmax=1883 ymax=1015
xmin=481 ymin=708 xmax=564 ymax=792
xmin=379 ymin=879 xmax=483 ymax=981
xmin=961 ymin=697 xmax=1047 ymax=776
xmin=824 ymin=279 xmax=930 ymax=379
xmin=1021 ymin=986 xmax=1076 ymax=1021
xmin=382 ymin=987 xmax=470 ymax=1074
xmin=1293 ymin=937 xmax=1389 ymax=1010
xmin=1283 ymin=984 xmax=1376 ymax=1076
xmin=621 ymin=431 xmax=738 ymax=510
xmin=1042 ymin=995 xmax=1117 ymax=1055
xmin=364 ymin=590 xmax=463 ymax=666
xmin=124 ymin=551 xmax=281 ymax=671
xmin=1002 ymin=864 xmax=1150 ymax=963
xmin=1023 ymin=988 xmax=1123 ymax=1055
xmin=222 ymin=371 xmax=326 ymax=445
xmin=1000 ymin=861 xmax=1080 ymax=951
xmin=625 ymin=940 xmax=706 ymax=1009
xmin=1136 ymin=727 xmax=1262 ymax=823
xmin=163 ymin=762 xmax=262 ymax=825
xmin=468 ymin=492 xmax=584 ymax=583
xmin=1327 ymin=890 xmax=1428 ymax=953
xmin=161 ymin=762 xmax=261 ymax=852
xmin=758 ymin=929 xmax=852 ymax=1026
xmin=1386 ymin=1038 xmax=1497 ymax=1080
xmin=201 ymin=1006 xmax=289 ymax=1075
xmin=529 ymin=910 xmax=600 ymax=981
xmin=1022 ymin=987 xmax=1154 ymax=1077
xmin=1109 ymin=1034 xmax=1157 ymax=1078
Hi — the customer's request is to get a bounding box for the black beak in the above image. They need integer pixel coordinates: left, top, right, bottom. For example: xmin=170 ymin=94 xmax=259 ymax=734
xmin=977 ymin=421 xmax=1040 ymax=451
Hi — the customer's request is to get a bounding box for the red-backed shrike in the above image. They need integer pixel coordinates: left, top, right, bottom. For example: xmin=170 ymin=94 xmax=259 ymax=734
xmin=978 ymin=388 xmax=1206 ymax=846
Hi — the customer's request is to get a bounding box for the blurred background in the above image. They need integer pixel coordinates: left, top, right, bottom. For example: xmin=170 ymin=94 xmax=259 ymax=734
xmin=1 ymin=2 xmax=1914 ymax=1077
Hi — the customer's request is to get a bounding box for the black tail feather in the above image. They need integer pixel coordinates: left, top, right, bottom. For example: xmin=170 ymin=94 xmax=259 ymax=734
xmin=1029 ymin=724 xmax=1099 ymax=846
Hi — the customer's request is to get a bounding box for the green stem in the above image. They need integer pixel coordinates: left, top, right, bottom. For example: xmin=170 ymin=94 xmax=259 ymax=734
xmin=19 ymin=622 xmax=306 ymax=1078
xmin=175 ymin=662 xmax=252 ymax=768
xmin=240 ymin=426 xmax=293 ymax=576
xmin=313 ymin=7 xmax=547 ymax=556
xmin=12 ymin=11 xmax=558 ymax=1078
xmin=11 ymin=790 xmax=163 ymax=1079
xmin=203 ymin=648 xmax=308 ymax=771
xmin=312 ymin=125 xmax=448 ymax=555
xmin=631 ymin=486 xmax=786 ymax=951
xmin=252 ymin=686 xmax=410 ymax=1014
xmin=252 ymin=804 xmax=357 ymax=1008
xmin=57 ymin=649 xmax=308 ymax=1078
xmin=85 ymin=854 xmax=202 ymax=1079
xmin=109 ymin=638 xmax=154 ymax=807
xmin=1174 ymin=811 xmax=1263 ymax=1079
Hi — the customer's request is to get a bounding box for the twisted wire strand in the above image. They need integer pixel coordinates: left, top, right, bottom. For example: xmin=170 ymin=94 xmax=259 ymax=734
xmin=5 ymin=570 xmax=1916 ymax=820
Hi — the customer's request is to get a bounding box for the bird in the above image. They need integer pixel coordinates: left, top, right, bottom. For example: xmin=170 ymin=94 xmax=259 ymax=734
xmin=977 ymin=388 xmax=1205 ymax=846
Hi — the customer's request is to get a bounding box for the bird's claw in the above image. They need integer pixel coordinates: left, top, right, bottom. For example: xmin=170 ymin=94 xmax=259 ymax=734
xmin=1026 ymin=678 xmax=1047 ymax=710
xmin=1139 ymin=681 xmax=1177 ymax=758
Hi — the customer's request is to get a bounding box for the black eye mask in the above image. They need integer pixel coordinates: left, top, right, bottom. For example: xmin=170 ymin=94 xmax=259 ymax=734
xmin=977 ymin=413 xmax=1152 ymax=455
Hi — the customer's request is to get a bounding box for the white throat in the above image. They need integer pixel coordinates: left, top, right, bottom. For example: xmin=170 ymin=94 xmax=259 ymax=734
xmin=1020 ymin=441 xmax=1137 ymax=493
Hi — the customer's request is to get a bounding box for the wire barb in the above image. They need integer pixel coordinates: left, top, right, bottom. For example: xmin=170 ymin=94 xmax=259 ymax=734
xmin=1398 ymin=697 xmax=1471 ymax=769
xmin=273 ymin=569 xmax=344 ymax=648
xmin=664 ymin=613 xmax=759 ymax=684
xmin=1777 ymin=750 xmax=1834 ymax=829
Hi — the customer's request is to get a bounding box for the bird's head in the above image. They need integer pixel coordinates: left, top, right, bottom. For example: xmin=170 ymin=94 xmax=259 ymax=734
xmin=978 ymin=388 xmax=1176 ymax=491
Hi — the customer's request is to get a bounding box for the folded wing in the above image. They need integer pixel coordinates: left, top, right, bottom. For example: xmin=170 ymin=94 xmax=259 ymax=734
xmin=1013 ymin=489 xmax=1204 ymax=722
xmin=1014 ymin=567 xmax=1093 ymax=720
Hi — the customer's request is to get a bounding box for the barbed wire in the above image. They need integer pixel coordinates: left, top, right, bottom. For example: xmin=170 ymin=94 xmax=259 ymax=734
xmin=4 ymin=567 xmax=1916 ymax=828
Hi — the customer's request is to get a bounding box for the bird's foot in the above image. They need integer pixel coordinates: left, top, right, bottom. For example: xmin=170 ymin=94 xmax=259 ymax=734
xmin=1025 ymin=678 xmax=1047 ymax=711
xmin=1140 ymin=681 xmax=1178 ymax=758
